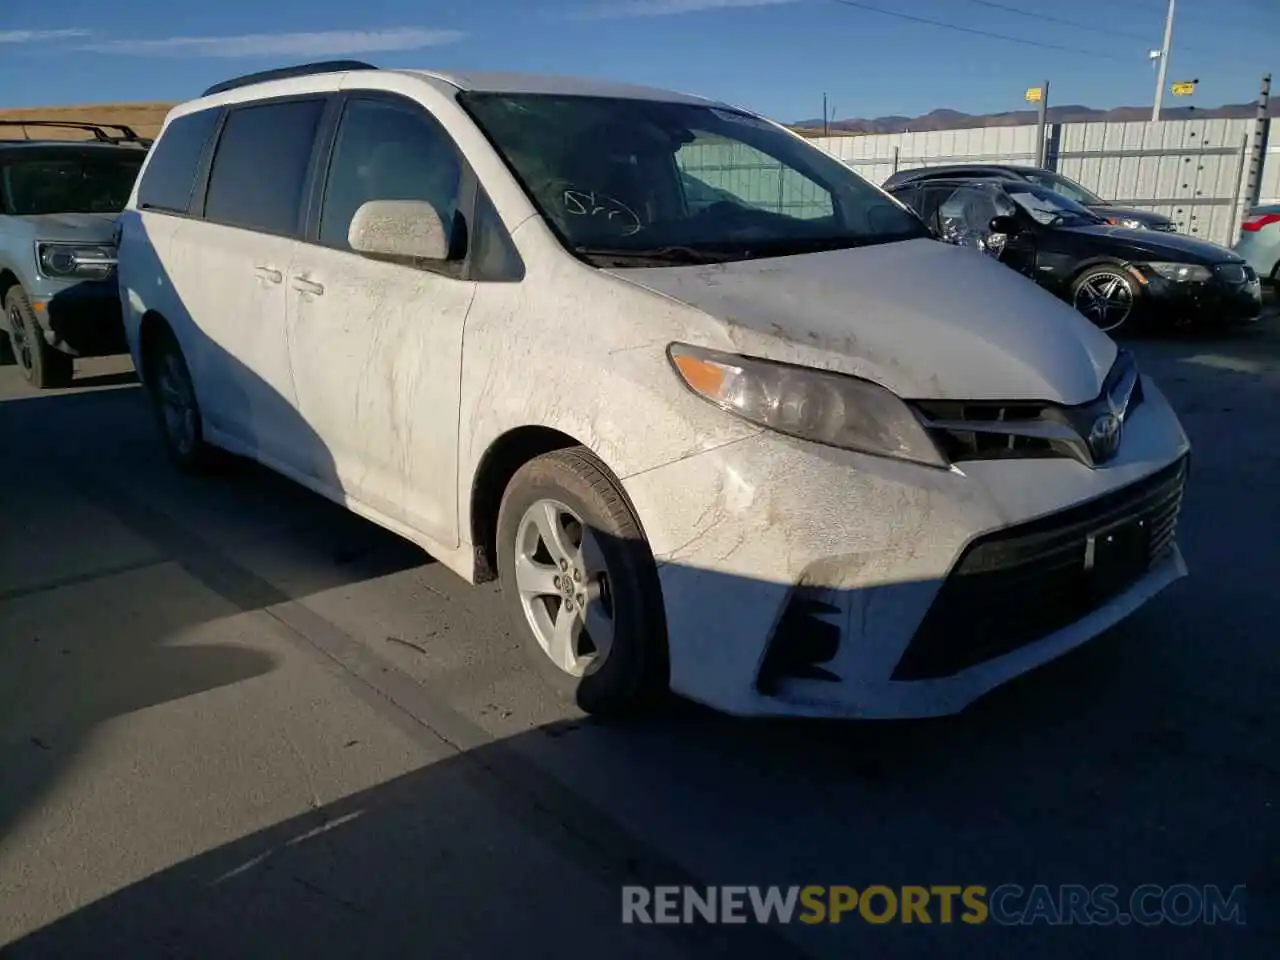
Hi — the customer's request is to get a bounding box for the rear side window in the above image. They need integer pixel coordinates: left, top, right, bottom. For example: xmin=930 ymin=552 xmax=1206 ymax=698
xmin=204 ymin=98 xmax=324 ymax=236
xmin=136 ymin=108 xmax=220 ymax=214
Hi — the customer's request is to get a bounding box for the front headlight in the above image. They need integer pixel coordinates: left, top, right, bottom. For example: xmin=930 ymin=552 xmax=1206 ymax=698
xmin=1144 ymin=261 xmax=1211 ymax=283
xmin=1107 ymin=217 xmax=1146 ymax=229
xmin=36 ymin=242 xmax=117 ymax=281
xmin=667 ymin=343 xmax=948 ymax=468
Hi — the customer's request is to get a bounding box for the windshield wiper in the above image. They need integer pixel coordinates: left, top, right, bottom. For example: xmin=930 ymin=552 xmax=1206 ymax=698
xmin=580 ymin=232 xmax=918 ymax=267
xmin=578 ymin=245 xmax=737 ymax=267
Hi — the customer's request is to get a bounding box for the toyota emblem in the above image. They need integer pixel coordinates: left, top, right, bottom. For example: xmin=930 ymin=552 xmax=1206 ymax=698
xmin=1087 ymin=412 xmax=1122 ymax=463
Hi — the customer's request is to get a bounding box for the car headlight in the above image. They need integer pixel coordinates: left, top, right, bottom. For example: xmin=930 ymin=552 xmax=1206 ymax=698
xmin=1107 ymin=217 xmax=1146 ymax=229
xmin=36 ymin=242 xmax=117 ymax=281
xmin=1144 ymin=261 xmax=1211 ymax=283
xmin=667 ymin=343 xmax=947 ymax=468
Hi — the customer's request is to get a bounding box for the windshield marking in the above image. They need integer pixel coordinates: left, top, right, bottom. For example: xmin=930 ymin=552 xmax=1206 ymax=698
xmin=562 ymin=189 xmax=643 ymax=236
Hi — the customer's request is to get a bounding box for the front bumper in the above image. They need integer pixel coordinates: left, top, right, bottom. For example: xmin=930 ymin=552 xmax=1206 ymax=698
xmin=31 ymin=281 xmax=127 ymax=357
xmin=621 ymin=375 xmax=1190 ymax=719
xmin=1143 ymin=271 xmax=1263 ymax=326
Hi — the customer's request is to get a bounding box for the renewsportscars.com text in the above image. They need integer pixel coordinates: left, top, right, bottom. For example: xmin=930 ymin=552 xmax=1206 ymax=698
xmin=621 ymin=884 xmax=1247 ymax=926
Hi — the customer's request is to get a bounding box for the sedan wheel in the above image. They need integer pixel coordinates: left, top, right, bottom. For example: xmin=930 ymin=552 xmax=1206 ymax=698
xmin=1072 ymin=267 xmax=1136 ymax=332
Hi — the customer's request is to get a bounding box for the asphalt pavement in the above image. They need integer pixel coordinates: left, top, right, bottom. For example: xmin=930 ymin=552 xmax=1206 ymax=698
xmin=1 ymin=311 xmax=1277 ymax=959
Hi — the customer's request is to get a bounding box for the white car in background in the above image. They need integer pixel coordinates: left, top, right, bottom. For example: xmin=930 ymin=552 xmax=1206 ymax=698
xmin=1234 ymin=204 xmax=1280 ymax=287
xmin=116 ymin=61 xmax=1191 ymax=720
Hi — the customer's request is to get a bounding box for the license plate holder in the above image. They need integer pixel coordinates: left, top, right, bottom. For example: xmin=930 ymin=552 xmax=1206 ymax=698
xmin=1086 ymin=518 xmax=1150 ymax=600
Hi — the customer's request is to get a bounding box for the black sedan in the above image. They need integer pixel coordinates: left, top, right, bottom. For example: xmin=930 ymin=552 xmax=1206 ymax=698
xmin=882 ymin=163 xmax=1176 ymax=232
xmin=886 ymin=177 xmax=1262 ymax=333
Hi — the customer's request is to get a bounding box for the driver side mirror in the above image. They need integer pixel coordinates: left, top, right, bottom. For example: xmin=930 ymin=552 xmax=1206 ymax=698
xmin=349 ymin=199 xmax=450 ymax=262
xmin=989 ymin=215 xmax=1020 ymax=236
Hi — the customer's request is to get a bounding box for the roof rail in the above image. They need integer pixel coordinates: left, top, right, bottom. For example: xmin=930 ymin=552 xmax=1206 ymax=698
xmin=0 ymin=119 xmax=146 ymax=144
xmin=202 ymin=60 xmax=378 ymax=98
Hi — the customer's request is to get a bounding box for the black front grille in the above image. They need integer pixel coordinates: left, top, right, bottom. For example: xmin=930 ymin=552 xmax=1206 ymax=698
xmin=1215 ymin=262 xmax=1249 ymax=284
xmin=914 ymin=399 xmax=1059 ymax=462
xmin=892 ymin=456 xmax=1187 ymax=681
xmin=914 ymin=375 xmax=1146 ymax=466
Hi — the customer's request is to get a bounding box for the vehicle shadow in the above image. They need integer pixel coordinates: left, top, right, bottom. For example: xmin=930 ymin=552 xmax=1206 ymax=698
xmin=0 ymin=221 xmax=426 ymax=861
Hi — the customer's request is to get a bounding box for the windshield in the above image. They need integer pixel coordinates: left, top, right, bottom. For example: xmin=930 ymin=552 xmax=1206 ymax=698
xmin=458 ymin=93 xmax=928 ymax=266
xmin=1 ymin=154 xmax=144 ymax=215
xmin=1005 ymin=182 xmax=1104 ymax=226
xmin=1024 ymin=171 xmax=1103 ymax=206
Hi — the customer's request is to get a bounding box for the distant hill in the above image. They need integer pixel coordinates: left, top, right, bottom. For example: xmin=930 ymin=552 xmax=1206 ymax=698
xmin=0 ymin=103 xmax=173 ymax=140
xmin=792 ymin=100 xmax=1280 ymax=136
xmin=2 ymin=97 xmax=1275 ymax=144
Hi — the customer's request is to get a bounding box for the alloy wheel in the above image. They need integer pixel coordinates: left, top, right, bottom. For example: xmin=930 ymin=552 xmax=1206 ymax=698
xmin=1073 ymin=271 xmax=1135 ymax=332
xmin=7 ymin=303 xmax=33 ymax=372
xmin=154 ymin=352 xmax=198 ymax=457
xmin=513 ymin=498 xmax=615 ymax=677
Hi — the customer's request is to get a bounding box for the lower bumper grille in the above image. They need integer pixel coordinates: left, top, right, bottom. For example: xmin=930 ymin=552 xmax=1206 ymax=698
xmin=892 ymin=456 xmax=1188 ymax=681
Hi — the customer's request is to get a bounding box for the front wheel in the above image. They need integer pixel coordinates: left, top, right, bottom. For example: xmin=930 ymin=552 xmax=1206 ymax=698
xmin=5 ymin=287 xmax=73 ymax=388
xmin=496 ymin=447 xmax=668 ymax=717
xmin=1071 ymin=265 xmax=1138 ymax=333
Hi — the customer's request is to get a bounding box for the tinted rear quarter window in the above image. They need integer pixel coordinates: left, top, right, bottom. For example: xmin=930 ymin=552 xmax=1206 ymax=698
xmin=136 ymin=108 xmax=221 ymax=214
xmin=204 ymin=98 xmax=325 ymax=236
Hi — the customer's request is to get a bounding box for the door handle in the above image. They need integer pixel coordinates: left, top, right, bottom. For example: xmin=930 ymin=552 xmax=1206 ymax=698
xmin=254 ymin=265 xmax=283 ymax=284
xmin=291 ymin=276 xmax=325 ymax=296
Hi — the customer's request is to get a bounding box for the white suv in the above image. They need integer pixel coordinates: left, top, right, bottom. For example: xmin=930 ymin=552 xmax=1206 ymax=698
xmin=117 ymin=60 xmax=1191 ymax=719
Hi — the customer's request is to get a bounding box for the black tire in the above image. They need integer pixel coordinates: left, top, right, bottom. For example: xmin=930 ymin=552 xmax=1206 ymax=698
xmin=5 ymin=287 xmax=73 ymax=388
xmin=143 ymin=325 xmax=219 ymax=474
xmin=1070 ymin=264 xmax=1141 ymax=334
xmin=496 ymin=447 xmax=668 ymax=718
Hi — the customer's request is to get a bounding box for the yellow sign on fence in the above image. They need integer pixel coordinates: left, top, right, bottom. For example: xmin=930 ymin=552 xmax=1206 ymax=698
xmin=1025 ymin=87 xmax=1043 ymax=103
xmin=1172 ymin=81 xmax=1197 ymax=96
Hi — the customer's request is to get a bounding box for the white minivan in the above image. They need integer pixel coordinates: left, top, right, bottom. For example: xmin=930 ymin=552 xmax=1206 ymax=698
xmin=117 ymin=61 xmax=1191 ymax=719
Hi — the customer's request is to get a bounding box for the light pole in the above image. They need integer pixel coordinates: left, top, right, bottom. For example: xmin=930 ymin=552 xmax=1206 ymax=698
xmin=1151 ymin=0 xmax=1177 ymax=122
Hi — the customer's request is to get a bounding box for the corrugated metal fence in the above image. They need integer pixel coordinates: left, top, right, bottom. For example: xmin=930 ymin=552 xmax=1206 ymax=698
xmin=807 ymin=118 xmax=1277 ymax=247
xmin=676 ymin=118 xmax=1277 ymax=248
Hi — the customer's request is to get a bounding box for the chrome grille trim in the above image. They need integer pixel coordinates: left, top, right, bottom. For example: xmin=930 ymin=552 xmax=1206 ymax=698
xmin=912 ymin=350 xmax=1145 ymax=468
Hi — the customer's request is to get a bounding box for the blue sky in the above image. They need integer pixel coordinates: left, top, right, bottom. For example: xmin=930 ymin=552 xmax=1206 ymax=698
xmin=2 ymin=0 xmax=1276 ymax=122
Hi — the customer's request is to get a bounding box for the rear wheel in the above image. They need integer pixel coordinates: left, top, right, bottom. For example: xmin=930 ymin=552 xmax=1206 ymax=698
xmin=5 ymin=287 xmax=73 ymax=388
xmin=1071 ymin=265 xmax=1138 ymax=333
xmin=144 ymin=326 xmax=218 ymax=473
xmin=496 ymin=447 xmax=668 ymax=717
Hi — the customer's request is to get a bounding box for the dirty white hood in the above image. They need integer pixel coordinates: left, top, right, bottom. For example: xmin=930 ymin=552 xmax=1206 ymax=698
xmin=607 ymin=238 xmax=1118 ymax=403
